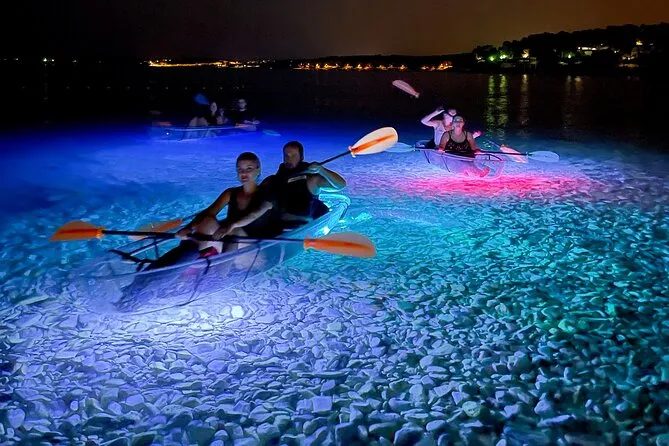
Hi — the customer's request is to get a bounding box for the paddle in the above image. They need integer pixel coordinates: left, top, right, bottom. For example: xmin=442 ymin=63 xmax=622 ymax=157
xmin=194 ymin=93 xmax=210 ymax=106
xmin=319 ymin=127 xmax=399 ymax=165
xmin=392 ymin=80 xmax=420 ymax=98
xmin=50 ymin=222 xmax=376 ymax=258
xmin=131 ymin=215 xmax=199 ymax=241
xmin=482 ymin=140 xmax=560 ymax=163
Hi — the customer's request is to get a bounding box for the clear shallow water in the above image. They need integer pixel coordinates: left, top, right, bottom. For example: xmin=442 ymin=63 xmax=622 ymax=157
xmin=0 ymin=119 xmax=668 ymax=444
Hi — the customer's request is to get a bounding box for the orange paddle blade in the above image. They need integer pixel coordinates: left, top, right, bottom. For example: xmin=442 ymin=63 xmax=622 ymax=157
xmin=350 ymin=127 xmax=399 ymax=156
xmin=130 ymin=218 xmax=184 ymax=241
xmin=303 ymin=232 xmax=376 ymax=258
xmin=392 ymin=80 xmax=420 ymax=98
xmin=51 ymin=221 xmax=104 ymax=242
xmin=499 ymin=144 xmax=528 ymax=163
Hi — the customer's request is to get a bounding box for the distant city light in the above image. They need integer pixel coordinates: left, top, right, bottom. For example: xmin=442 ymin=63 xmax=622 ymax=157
xmin=147 ymin=59 xmax=263 ymax=68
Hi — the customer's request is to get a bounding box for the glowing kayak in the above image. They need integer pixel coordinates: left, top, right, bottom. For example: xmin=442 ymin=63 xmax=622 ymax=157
xmin=73 ymin=194 xmax=350 ymax=314
xmin=415 ymin=140 xmax=505 ymax=179
xmin=150 ymin=124 xmax=259 ymax=141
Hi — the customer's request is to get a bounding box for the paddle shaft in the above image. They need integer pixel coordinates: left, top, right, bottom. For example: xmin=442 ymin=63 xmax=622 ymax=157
xmin=416 ymin=147 xmax=515 ymax=157
xmin=285 ymin=149 xmax=351 ymax=181
xmin=482 ymin=140 xmax=528 ymax=156
xmin=104 ymin=229 xmax=302 ymax=244
xmin=319 ymin=151 xmax=350 ymax=165
xmin=480 ymin=150 xmax=530 ymax=157
xmin=319 ymin=133 xmax=396 ymax=165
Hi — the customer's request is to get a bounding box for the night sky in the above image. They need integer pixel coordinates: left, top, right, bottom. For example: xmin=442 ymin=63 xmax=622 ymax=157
xmin=7 ymin=0 xmax=669 ymax=59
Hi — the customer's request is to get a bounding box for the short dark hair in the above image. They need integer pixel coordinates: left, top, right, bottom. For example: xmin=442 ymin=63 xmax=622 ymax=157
xmin=283 ymin=141 xmax=304 ymax=160
xmin=236 ymin=152 xmax=261 ymax=169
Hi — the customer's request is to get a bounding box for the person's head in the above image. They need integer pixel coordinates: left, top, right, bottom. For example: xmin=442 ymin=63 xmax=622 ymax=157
xmin=447 ymin=108 xmax=457 ymax=117
xmin=442 ymin=113 xmax=454 ymax=126
xmin=282 ymin=141 xmax=304 ymax=169
xmin=452 ymin=115 xmax=465 ymax=131
xmin=237 ymin=98 xmax=247 ymax=110
xmin=210 ymin=102 xmax=218 ymax=114
xmin=236 ymin=152 xmax=261 ymax=184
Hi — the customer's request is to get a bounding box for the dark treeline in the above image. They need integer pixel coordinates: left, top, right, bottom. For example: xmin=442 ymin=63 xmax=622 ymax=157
xmin=276 ymin=23 xmax=669 ymax=74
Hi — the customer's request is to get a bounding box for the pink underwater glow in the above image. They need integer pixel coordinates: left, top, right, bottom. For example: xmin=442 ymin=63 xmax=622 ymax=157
xmin=390 ymin=172 xmax=599 ymax=199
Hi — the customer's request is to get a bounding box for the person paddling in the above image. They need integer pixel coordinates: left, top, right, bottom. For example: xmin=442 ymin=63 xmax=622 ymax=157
xmin=262 ymin=141 xmax=346 ymax=229
xmin=438 ymin=116 xmax=490 ymax=177
xmin=147 ymin=152 xmax=277 ymax=269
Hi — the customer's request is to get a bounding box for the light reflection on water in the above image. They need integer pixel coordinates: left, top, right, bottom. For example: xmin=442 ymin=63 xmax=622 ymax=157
xmin=519 ymin=74 xmax=530 ymax=131
xmin=485 ymin=74 xmax=509 ymax=140
xmin=561 ymin=75 xmax=584 ymax=132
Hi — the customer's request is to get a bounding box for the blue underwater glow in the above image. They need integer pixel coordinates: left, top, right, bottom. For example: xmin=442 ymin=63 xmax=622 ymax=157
xmin=0 ymin=116 xmax=668 ymax=445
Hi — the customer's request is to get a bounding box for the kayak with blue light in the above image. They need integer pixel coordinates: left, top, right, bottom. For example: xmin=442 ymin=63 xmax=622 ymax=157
xmin=50 ymin=127 xmax=399 ymax=313
xmin=150 ymin=123 xmax=260 ymax=141
xmin=55 ymin=194 xmax=354 ymax=314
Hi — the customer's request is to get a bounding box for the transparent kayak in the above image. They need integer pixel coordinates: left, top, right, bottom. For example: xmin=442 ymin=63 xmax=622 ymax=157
xmin=415 ymin=140 xmax=505 ymax=179
xmin=74 ymin=193 xmax=350 ymax=314
xmin=149 ymin=124 xmax=259 ymax=141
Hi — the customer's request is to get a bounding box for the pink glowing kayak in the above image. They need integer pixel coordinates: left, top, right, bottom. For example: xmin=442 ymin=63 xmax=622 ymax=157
xmin=415 ymin=140 xmax=505 ymax=179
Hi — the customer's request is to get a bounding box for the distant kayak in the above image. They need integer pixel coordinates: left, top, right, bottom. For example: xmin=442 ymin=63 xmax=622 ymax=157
xmin=415 ymin=140 xmax=505 ymax=179
xmin=149 ymin=123 xmax=259 ymax=141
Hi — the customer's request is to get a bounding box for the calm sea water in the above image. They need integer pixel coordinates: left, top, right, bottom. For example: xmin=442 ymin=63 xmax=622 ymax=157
xmin=2 ymin=68 xmax=668 ymax=149
xmin=0 ymin=71 xmax=668 ymax=444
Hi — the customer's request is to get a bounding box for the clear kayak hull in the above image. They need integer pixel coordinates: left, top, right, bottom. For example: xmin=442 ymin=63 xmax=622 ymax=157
xmin=149 ymin=124 xmax=258 ymax=141
xmin=73 ymin=194 xmax=350 ymax=314
xmin=415 ymin=140 xmax=505 ymax=179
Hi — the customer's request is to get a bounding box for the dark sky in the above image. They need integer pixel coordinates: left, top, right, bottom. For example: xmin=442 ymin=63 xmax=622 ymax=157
xmin=7 ymin=0 xmax=669 ymax=59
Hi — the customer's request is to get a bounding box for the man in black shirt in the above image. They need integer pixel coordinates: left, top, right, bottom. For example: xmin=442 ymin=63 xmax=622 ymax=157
xmin=228 ymin=98 xmax=260 ymax=128
xmin=262 ymin=141 xmax=346 ymax=228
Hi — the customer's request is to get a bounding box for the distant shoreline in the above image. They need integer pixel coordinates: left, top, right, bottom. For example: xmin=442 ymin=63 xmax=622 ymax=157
xmin=1 ymin=59 xmax=663 ymax=78
xmin=9 ymin=22 xmax=666 ymax=77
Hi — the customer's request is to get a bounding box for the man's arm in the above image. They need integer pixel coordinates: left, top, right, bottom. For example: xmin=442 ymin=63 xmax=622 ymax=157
xmin=305 ymin=164 xmax=346 ymax=194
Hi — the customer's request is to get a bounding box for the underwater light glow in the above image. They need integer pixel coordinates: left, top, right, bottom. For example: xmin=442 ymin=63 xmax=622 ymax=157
xmin=322 ymin=226 xmax=331 ymax=235
xmin=390 ymin=173 xmax=598 ymax=198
